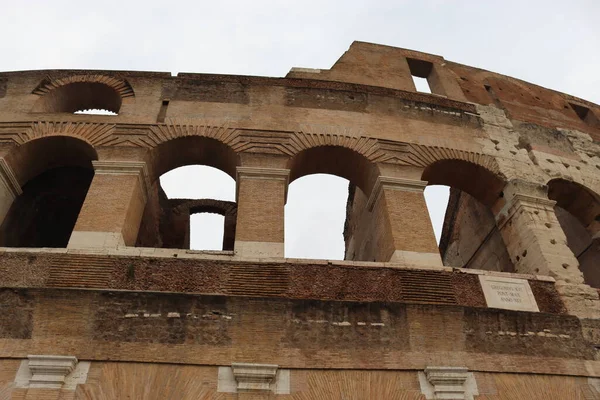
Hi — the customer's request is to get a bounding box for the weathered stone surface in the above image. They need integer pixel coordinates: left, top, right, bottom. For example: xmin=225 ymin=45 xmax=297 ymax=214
xmin=0 ymin=41 xmax=599 ymax=398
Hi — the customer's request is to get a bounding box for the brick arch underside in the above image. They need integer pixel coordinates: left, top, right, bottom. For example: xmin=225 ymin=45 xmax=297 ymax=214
xmin=548 ymin=179 xmax=600 ymax=289
xmin=421 ymin=158 xmax=506 ymax=208
xmin=0 ymin=136 xmax=97 ymax=248
xmin=548 ymin=179 xmax=600 ymax=236
xmin=287 ymin=145 xmax=378 ymax=196
xmin=32 ymin=82 xmax=122 ymax=113
xmin=0 ymin=166 xmax=93 ymax=248
xmin=5 ymin=135 xmax=97 ymax=188
xmin=31 ymin=75 xmax=134 ymax=114
xmin=423 ymin=158 xmax=514 ymax=273
xmin=147 ymin=136 xmax=239 ymax=183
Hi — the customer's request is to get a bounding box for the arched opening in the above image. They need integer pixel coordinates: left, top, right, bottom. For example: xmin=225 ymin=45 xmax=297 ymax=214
xmin=548 ymin=179 xmax=600 ymax=288
xmin=0 ymin=136 xmax=97 ymax=247
xmin=422 ymin=160 xmax=513 ymax=272
xmin=285 ymin=174 xmax=349 ymax=259
xmin=32 ymin=82 xmax=123 ymax=114
xmin=286 ymin=146 xmax=377 ymax=261
xmin=136 ymin=136 xmax=239 ymax=251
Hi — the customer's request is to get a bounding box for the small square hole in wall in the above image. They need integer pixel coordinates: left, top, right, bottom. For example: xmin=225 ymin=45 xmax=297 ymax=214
xmin=407 ymin=58 xmax=433 ymax=94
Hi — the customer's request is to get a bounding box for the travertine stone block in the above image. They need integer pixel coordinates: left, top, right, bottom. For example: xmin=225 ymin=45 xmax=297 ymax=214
xmin=218 ymin=363 xmax=290 ymax=394
xmin=419 ymin=367 xmax=478 ymax=400
xmin=479 ymin=275 xmax=539 ymax=312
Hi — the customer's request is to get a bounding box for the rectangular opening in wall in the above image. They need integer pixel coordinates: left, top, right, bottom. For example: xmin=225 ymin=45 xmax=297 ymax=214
xmin=569 ymin=102 xmax=600 ymax=127
xmin=407 ymin=58 xmax=433 ymax=94
xmin=157 ymin=99 xmax=170 ymax=123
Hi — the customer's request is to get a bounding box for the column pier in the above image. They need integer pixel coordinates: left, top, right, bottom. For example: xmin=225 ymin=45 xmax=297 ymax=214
xmin=68 ymin=161 xmax=149 ymax=250
xmin=367 ymin=176 xmax=442 ymax=266
xmin=234 ymin=167 xmax=288 ymax=258
xmin=495 ymin=180 xmax=600 ymax=318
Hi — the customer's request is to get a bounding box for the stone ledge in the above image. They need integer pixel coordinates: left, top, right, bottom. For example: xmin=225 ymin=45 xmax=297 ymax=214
xmin=419 ymin=366 xmax=478 ymax=400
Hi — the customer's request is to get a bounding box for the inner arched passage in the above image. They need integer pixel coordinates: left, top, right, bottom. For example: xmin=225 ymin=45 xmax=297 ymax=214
xmin=548 ymin=179 xmax=600 ymax=288
xmin=286 ymin=146 xmax=378 ymax=261
xmin=136 ymin=137 xmax=239 ymax=250
xmin=422 ymin=159 xmax=513 ymax=272
xmin=0 ymin=136 xmax=97 ymax=247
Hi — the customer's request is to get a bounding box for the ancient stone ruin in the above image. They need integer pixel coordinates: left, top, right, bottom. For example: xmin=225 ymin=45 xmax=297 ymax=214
xmin=0 ymin=41 xmax=598 ymax=399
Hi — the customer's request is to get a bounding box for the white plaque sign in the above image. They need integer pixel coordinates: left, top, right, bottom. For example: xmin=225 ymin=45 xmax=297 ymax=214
xmin=479 ymin=275 xmax=539 ymax=312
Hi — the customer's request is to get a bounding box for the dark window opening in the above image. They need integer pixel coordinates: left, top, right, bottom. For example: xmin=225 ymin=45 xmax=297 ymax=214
xmin=570 ymin=103 xmax=590 ymax=120
xmin=569 ymin=102 xmax=599 ymax=127
xmin=157 ymin=100 xmax=170 ymax=123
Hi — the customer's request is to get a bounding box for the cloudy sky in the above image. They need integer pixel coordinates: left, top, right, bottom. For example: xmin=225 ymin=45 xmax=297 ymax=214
xmin=3 ymin=1 xmax=599 ymax=258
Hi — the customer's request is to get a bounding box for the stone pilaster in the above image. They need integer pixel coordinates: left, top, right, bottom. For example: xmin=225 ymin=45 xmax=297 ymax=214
xmin=234 ymin=167 xmax=289 ymax=258
xmin=0 ymin=157 xmax=22 ymax=225
xmin=495 ymin=180 xmax=600 ymax=318
xmin=367 ymin=176 xmax=442 ymax=265
xmin=68 ymin=160 xmax=149 ymax=250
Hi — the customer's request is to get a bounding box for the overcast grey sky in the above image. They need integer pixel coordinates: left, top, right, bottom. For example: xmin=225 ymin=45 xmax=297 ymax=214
xmin=3 ymin=1 xmax=599 ymax=258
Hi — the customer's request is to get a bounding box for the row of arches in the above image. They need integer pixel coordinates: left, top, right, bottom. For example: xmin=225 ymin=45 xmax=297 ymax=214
xmin=0 ymin=134 xmax=598 ymax=288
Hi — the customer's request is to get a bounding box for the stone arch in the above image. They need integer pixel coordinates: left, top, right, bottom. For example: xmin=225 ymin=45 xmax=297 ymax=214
xmin=175 ymin=199 xmax=238 ymax=218
xmin=16 ymin=121 xmax=116 ymax=148
xmin=178 ymin=199 xmax=237 ymax=251
xmin=31 ymin=74 xmax=134 ymax=114
xmin=422 ymin=157 xmax=512 ymax=273
xmin=547 ymin=178 xmax=600 ymax=288
xmin=5 ymin=135 xmax=98 ymax=187
xmin=287 ymin=145 xmax=378 ymax=196
xmin=547 ymin=178 xmax=600 ymax=235
xmin=421 ymin=158 xmax=506 ymax=208
xmin=147 ymin=135 xmax=240 ymax=183
xmin=138 ymin=136 xmax=238 ymax=250
xmin=0 ymin=136 xmax=97 ymax=248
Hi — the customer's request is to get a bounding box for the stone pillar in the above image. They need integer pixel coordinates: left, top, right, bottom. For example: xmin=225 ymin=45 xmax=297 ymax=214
xmin=234 ymin=167 xmax=288 ymax=258
xmin=223 ymin=212 xmax=236 ymax=251
xmin=495 ymin=180 xmax=600 ymax=318
xmin=367 ymin=176 xmax=442 ymax=265
xmin=68 ymin=161 xmax=149 ymax=250
xmin=0 ymin=158 xmax=22 ymax=225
